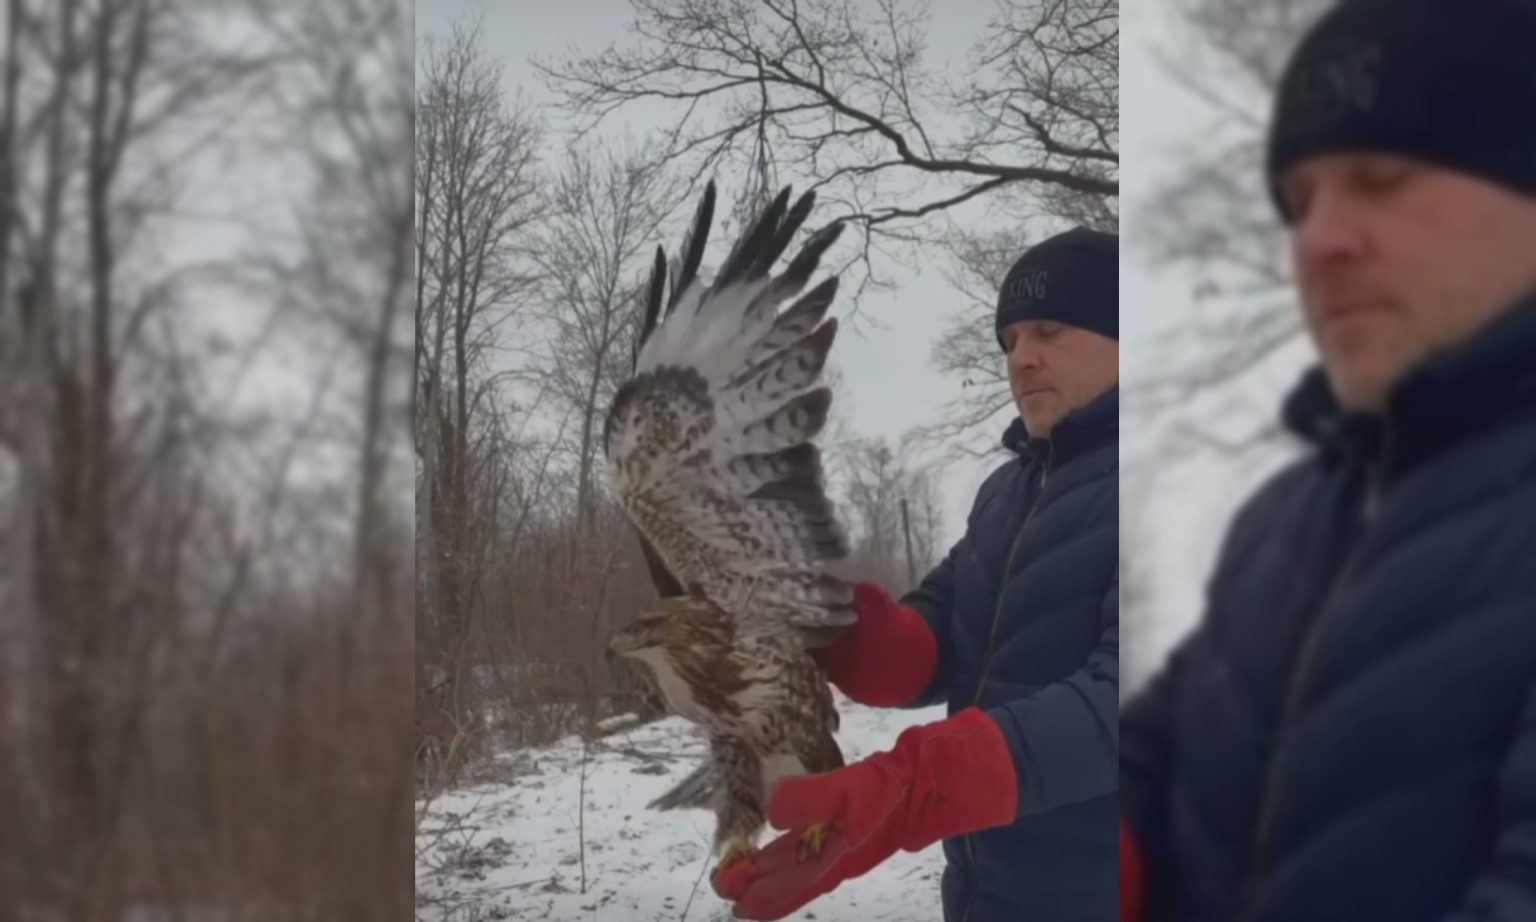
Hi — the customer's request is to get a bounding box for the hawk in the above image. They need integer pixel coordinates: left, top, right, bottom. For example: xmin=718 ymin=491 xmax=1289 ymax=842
xmin=603 ymin=181 xmax=854 ymax=875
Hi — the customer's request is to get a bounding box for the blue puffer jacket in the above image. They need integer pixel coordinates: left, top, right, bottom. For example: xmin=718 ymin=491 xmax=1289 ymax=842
xmin=904 ymin=386 xmax=1120 ymax=922
xmin=1122 ymin=294 xmax=1536 ymax=922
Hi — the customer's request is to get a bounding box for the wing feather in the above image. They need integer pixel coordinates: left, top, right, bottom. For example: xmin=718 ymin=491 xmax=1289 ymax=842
xmin=606 ymin=183 xmax=853 ymax=640
xmin=670 ymin=183 xmax=716 ymax=313
xmin=724 ymin=316 xmax=836 ymax=407
xmin=634 ymin=246 xmax=668 ymax=369
xmin=721 ymin=386 xmax=832 ymax=457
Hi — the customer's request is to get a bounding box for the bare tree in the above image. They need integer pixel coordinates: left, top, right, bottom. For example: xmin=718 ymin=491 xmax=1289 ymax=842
xmin=0 ymin=1 xmax=273 ymax=905
xmin=834 ymin=434 xmax=943 ymax=593
xmin=2 ymin=0 xmax=415 ymax=915
xmin=536 ymin=0 xmax=1118 ymax=298
xmin=0 ymin=0 xmax=21 ymax=350
xmin=532 ymin=140 xmax=677 ymax=537
xmin=414 ymin=17 xmax=546 ymax=779
xmin=242 ymin=0 xmax=416 ymax=619
xmin=1136 ymin=0 xmax=1326 ymax=418
xmin=513 ymin=140 xmax=683 ymax=738
xmin=240 ymin=5 xmax=417 ymax=907
xmin=910 ymin=226 xmax=1023 ymax=451
xmin=906 ymin=464 xmax=943 ymax=574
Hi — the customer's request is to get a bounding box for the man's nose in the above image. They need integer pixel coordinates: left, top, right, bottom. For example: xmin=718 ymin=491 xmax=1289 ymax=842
xmin=1009 ymin=341 xmax=1043 ymax=374
xmin=1294 ymin=191 xmax=1369 ymax=271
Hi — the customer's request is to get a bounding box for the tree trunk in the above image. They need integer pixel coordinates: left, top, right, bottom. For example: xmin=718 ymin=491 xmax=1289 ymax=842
xmin=575 ymin=365 xmax=602 ymax=541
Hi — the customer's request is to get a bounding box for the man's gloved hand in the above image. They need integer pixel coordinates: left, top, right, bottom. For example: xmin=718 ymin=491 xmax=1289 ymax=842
xmin=812 ymin=581 xmax=938 ymax=707
xmin=713 ymin=707 xmax=1018 ymax=920
xmin=1121 ymin=820 xmax=1145 ymax=922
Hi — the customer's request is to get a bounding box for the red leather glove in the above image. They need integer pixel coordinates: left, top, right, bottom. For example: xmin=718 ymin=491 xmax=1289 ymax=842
xmin=812 ymin=581 xmax=938 ymax=706
xmin=1121 ymin=820 xmax=1145 ymax=922
xmin=713 ymin=707 xmax=1017 ymax=920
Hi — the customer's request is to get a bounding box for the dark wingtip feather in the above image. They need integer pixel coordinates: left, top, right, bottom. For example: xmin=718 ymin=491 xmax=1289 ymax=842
xmin=635 ymin=245 xmax=668 ymax=367
xmin=781 ymin=276 xmax=840 ymax=329
xmin=669 ymin=181 xmax=717 ymax=312
xmin=718 ymin=185 xmax=794 ymax=289
xmin=777 ymin=221 xmax=844 ymax=296
xmin=753 ymin=189 xmax=816 ymax=279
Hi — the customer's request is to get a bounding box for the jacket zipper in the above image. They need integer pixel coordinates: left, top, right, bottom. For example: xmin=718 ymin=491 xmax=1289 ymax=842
xmin=1235 ymin=421 xmax=1393 ymax=921
xmin=961 ymin=443 xmax=1054 ymax=922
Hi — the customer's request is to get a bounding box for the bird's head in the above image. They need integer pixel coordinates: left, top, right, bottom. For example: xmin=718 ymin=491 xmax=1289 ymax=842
xmin=607 ymin=614 xmax=672 ymax=659
xmin=607 ymin=593 xmax=729 ymax=662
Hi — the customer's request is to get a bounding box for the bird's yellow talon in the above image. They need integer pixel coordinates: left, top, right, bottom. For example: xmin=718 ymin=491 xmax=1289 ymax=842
xmin=797 ymin=822 xmax=831 ymax=861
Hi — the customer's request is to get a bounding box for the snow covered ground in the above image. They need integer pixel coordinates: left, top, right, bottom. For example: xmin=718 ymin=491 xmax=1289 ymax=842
xmin=416 ymin=700 xmax=949 ymax=922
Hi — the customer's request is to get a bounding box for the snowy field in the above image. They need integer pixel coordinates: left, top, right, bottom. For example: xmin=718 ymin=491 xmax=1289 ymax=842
xmin=416 ymin=700 xmax=949 ymax=922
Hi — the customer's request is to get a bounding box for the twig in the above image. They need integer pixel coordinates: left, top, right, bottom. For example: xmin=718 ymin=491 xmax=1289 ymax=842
xmin=415 ymin=791 xmax=494 ymax=879
xmin=415 ymin=874 xmax=558 ymax=910
xmin=578 ymin=732 xmax=589 ymax=894
xmin=900 ymin=496 xmax=916 ymax=588
xmin=678 ymin=843 xmax=714 ymax=921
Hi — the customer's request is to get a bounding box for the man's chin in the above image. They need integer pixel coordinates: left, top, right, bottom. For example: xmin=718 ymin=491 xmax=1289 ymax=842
xmin=1327 ymin=369 xmax=1394 ymax=412
xmin=1016 ymin=391 xmax=1063 ymax=438
xmin=1323 ymin=347 xmax=1419 ymax=412
xmin=1018 ymin=409 xmax=1059 ymax=439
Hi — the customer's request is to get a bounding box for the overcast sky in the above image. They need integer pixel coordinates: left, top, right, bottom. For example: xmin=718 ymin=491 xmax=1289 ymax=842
xmin=413 ymin=0 xmax=1323 ymax=679
xmin=415 ymin=0 xmax=1071 ymax=557
xmin=1121 ymin=0 xmax=1317 ymax=683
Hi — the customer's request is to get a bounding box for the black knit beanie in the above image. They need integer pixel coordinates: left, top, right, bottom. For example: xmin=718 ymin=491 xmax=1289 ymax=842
xmin=1266 ymin=0 xmax=1536 ymax=220
xmin=995 ymin=227 xmax=1118 ymax=351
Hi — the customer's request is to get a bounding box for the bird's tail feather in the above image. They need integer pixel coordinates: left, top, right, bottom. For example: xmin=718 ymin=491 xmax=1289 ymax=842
xmin=648 ymin=759 xmax=715 ymax=810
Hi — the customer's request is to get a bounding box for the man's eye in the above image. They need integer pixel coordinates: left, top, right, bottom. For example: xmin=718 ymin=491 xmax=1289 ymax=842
xmin=1037 ymin=323 xmax=1062 ymax=339
xmin=1353 ymin=158 xmax=1414 ymax=197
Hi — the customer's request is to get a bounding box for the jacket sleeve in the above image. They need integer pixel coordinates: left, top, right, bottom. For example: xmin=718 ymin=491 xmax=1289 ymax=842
xmin=897 ymin=539 xmax=960 ymax=709
xmin=1119 ymin=527 xmax=1260 ymax=874
xmin=1442 ymin=676 xmax=1536 ymax=921
xmin=986 ymin=571 xmax=1120 ymax=817
xmin=1119 ymin=623 xmax=1204 ymax=884
xmin=1120 ymin=465 xmax=1291 ymax=853
xmin=899 ymin=461 xmax=1011 ymax=710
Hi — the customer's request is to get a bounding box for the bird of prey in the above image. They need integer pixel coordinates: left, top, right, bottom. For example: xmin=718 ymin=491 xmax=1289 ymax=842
xmin=603 ymin=181 xmax=854 ymax=877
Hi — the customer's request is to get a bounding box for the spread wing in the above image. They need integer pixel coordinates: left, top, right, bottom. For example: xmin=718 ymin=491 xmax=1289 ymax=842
xmin=603 ymin=182 xmax=854 ymax=644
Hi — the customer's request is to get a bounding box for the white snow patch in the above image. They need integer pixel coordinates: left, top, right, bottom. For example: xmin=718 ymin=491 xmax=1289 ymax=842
xmin=596 ymin=712 xmax=642 ymax=733
xmin=417 ymin=699 xmax=948 ymax=921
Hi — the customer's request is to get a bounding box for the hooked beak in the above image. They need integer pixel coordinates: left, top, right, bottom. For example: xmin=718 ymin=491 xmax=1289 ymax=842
xmin=607 ymin=633 xmax=640 ymax=659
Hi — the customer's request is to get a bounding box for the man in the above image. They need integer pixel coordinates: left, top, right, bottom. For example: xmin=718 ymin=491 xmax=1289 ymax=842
xmin=716 ymin=227 xmax=1121 ymax=921
xmin=1120 ymin=1 xmax=1536 ymax=920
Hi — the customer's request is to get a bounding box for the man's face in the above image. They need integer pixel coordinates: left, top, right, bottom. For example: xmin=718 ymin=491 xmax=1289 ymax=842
xmin=1278 ymin=153 xmax=1536 ymax=411
xmin=1001 ymin=320 xmax=1118 ymax=439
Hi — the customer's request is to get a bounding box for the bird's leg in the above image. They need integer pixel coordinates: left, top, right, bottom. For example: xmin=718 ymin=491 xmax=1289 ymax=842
xmin=713 ymin=737 xmax=766 ymax=874
xmin=713 ymin=795 xmax=765 ymax=870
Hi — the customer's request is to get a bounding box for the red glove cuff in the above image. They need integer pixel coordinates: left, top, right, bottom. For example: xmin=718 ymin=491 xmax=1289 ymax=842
xmin=813 ymin=582 xmax=938 ymax=706
xmin=1121 ymin=820 xmax=1146 ymax=922
xmin=888 ymin=706 xmax=1019 ymax=846
xmin=762 ymin=706 xmax=1019 ymax=851
xmin=715 ymin=707 xmax=1018 ymax=919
